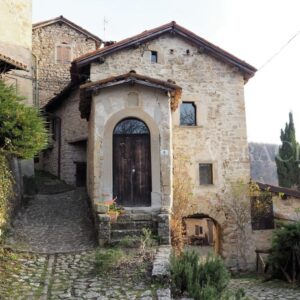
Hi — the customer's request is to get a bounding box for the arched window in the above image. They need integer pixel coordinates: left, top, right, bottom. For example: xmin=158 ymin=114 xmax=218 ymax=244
xmin=113 ymin=118 xmax=149 ymax=135
xmin=180 ymin=102 xmax=196 ymax=126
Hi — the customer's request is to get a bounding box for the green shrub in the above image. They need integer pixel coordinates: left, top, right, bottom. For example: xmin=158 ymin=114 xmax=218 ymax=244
xmin=268 ymin=221 xmax=300 ymax=281
xmin=170 ymin=250 xmax=231 ymax=300
xmin=95 ymin=248 xmax=124 ymax=273
xmin=0 ymin=80 xmax=48 ymax=159
xmin=0 ymin=154 xmax=12 ymax=240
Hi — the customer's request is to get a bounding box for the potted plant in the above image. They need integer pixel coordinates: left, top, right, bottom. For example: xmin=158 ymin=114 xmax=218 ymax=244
xmin=103 ymin=197 xmax=124 ymax=222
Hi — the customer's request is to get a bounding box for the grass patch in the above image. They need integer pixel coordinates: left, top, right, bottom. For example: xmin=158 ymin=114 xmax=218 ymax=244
xmin=95 ymin=248 xmax=125 ymax=274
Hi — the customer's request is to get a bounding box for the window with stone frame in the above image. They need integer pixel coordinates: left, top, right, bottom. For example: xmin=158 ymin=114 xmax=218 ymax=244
xmin=180 ymin=102 xmax=197 ymax=126
xmin=56 ymin=44 xmax=72 ymax=64
xmin=199 ymin=163 xmax=213 ymax=185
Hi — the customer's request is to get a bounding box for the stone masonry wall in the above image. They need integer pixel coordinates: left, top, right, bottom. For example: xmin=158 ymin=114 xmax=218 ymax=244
xmin=42 ymin=88 xmax=88 ymax=185
xmin=90 ymin=33 xmax=253 ymax=268
xmin=32 ymin=23 xmax=98 ymax=107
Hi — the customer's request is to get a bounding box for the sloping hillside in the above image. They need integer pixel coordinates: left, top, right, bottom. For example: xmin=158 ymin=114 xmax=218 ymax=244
xmin=249 ymin=142 xmax=279 ymax=186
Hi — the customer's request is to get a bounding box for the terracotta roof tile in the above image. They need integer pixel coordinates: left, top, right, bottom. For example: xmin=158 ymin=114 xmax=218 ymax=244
xmin=0 ymin=52 xmax=27 ymax=72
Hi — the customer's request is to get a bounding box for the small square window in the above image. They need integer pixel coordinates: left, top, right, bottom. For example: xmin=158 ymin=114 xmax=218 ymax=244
xmin=151 ymin=51 xmax=158 ymax=63
xmin=199 ymin=163 xmax=213 ymax=185
xmin=180 ymin=102 xmax=196 ymax=126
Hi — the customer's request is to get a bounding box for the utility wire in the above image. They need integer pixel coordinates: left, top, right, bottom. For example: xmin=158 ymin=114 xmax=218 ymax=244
xmin=259 ymin=30 xmax=300 ymax=70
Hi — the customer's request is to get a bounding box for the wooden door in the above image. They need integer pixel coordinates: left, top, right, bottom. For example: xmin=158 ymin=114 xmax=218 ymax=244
xmin=113 ymin=119 xmax=151 ymax=207
xmin=75 ymin=162 xmax=86 ymax=187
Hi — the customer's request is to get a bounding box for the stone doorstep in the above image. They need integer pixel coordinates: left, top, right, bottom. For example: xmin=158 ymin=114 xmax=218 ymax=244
xmin=110 ymin=220 xmax=156 ymax=230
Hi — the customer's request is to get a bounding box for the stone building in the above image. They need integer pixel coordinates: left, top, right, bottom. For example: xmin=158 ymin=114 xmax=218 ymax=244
xmin=43 ymin=21 xmax=257 ymax=269
xmin=0 ymin=0 xmax=34 ymax=177
xmin=32 ymin=15 xmax=102 ymax=107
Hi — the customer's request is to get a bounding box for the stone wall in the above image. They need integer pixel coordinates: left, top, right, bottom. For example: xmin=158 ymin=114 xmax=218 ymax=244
xmin=42 ymin=88 xmax=88 ymax=185
xmin=32 ymin=23 xmax=98 ymax=107
xmin=0 ymin=0 xmax=33 ymax=105
xmin=90 ymin=33 xmax=253 ymax=269
xmin=88 ymin=84 xmax=172 ymax=212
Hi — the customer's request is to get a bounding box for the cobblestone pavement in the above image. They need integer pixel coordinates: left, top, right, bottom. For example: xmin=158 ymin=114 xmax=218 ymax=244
xmin=6 ymin=188 xmax=97 ymax=253
xmin=0 ymin=250 xmax=161 ymax=300
xmin=229 ymin=278 xmax=300 ymax=300
xmin=2 ymin=250 xmax=300 ymax=300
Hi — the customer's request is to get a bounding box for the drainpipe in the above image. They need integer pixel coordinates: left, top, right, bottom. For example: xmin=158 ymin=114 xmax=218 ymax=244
xmin=32 ymin=53 xmax=39 ymax=108
xmin=47 ymin=113 xmax=62 ymax=179
xmin=57 ymin=117 xmax=62 ymax=179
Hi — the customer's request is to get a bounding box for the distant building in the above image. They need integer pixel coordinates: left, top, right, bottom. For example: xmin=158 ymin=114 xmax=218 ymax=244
xmin=32 ymin=15 xmax=102 ymax=107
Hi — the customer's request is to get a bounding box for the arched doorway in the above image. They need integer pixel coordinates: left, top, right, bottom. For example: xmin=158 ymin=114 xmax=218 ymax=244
xmin=183 ymin=214 xmax=221 ymax=257
xmin=113 ymin=118 xmax=152 ymax=207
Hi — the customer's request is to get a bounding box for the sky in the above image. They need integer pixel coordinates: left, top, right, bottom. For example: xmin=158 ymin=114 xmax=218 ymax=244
xmin=32 ymin=0 xmax=300 ymax=144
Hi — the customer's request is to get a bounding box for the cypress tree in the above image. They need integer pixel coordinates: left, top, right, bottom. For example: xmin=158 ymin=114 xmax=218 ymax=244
xmin=275 ymin=112 xmax=300 ymax=189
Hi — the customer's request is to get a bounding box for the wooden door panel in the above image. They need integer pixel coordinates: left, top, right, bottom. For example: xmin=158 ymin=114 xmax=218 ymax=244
xmin=113 ymin=134 xmax=151 ymax=207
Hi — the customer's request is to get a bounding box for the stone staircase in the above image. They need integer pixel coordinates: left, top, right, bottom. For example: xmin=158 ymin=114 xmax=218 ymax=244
xmin=110 ymin=213 xmax=158 ymax=244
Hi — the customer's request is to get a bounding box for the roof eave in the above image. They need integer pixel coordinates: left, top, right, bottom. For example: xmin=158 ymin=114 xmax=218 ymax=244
xmin=33 ymin=16 xmax=102 ymax=46
xmin=73 ymin=23 xmax=256 ymax=80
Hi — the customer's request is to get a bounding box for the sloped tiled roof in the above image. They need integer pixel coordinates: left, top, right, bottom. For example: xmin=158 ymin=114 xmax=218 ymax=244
xmin=33 ymin=15 xmax=102 ymax=47
xmin=0 ymin=42 xmax=28 ymax=72
xmin=73 ymin=21 xmax=256 ymax=81
xmin=79 ymin=71 xmax=182 ymax=120
xmin=0 ymin=52 xmax=27 ymax=72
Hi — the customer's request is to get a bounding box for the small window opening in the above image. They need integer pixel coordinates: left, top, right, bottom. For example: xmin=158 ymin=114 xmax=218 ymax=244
xmin=170 ymin=49 xmax=174 ymax=54
xmin=199 ymin=163 xmax=213 ymax=185
xmin=151 ymin=51 xmax=158 ymax=63
xmin=180 ymin=102 xmax=196 ymax=126
xmin=195 ymin=225 xmax=203 ymax=236
xmin=186 ymin=49 xmax=190 ymax=55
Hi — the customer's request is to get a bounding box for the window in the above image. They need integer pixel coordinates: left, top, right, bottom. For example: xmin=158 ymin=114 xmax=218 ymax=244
xmin=199 ymin=163 xmax=213 ymax=185
xmin=180 ymin=102 xmax=196 ymax=126
xmin=51 ymin=118 xmax=57 ymax=141
xmin=56 ymin=44 xmax=72 ymax=64
xmin=195 ymin=225 xmax=203 ymax=236
xmin=151 ymin=51 xmax=158 ymax=63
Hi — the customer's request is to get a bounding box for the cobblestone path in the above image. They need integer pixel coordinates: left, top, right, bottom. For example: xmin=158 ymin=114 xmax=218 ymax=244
xmin=0 ymin=250 xmax=162 ymax=300
xmin=229 ymin=278 xmax=300 ymax=300
xmin=6 ymin=188 xmax=97 ymax=253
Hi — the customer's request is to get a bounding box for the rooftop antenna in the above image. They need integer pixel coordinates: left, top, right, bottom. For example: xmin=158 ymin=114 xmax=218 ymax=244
xmin=103 ymin=17 xmax=109 ymax=41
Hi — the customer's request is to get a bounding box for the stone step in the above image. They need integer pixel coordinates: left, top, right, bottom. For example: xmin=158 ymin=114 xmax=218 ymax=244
xmin=111 ymin=220 xmax=155 ymax=230
xmin=116 ymin=213 xmax=153 ymax=222
xmin=111 ymin=229 xmax=144 ymax=240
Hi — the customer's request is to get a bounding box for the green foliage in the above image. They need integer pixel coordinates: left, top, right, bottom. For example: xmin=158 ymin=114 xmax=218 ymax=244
xmin=275 ymin=112 xmax=300 ymax=189
xmin=268 ymin=221 xmax=300 ymax=280
xmin=95 ymin=248 xmax=124 ymax=273
xmin=170 ymin=250 xmax=231 ymax=300
xmin=118 ymin=235 xmax=140 ymax=248
xmin=0 ymin=154 xmax=12 ymax=241
xmin=0 ymin=80 xmax=48 ymax=159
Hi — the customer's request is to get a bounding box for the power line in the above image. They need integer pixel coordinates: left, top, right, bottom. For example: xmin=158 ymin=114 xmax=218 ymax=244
xmin=259 ymin=30 xmax=300 ymax=71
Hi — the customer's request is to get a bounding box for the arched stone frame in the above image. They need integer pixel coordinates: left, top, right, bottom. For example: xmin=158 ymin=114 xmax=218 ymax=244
xmin=183 ymin=213 xmax=222 ymax=255
xmin=102 ymin=108 xmax=162 ymax=209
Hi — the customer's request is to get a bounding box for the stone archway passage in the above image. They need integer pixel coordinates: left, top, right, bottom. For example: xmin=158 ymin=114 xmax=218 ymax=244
xmin=113 ymin=118 xmax=152 ymax=207
xmin=183 ymin=214 xmax=221 ymax=256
